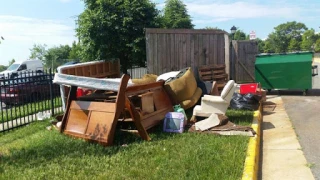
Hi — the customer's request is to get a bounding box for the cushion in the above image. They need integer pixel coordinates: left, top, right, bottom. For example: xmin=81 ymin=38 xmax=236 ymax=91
xmin=156 ymin=71 xmax=180 ymax=82
xmin=220 ymin=80 xmax=235 ymax=99
xmin=132 ymin=74 xmax=158 ymax=85
xmin=180 ymin=87 xmax=202 ymax=110
xmin=164 ymin=68 xmax=198 ymax=104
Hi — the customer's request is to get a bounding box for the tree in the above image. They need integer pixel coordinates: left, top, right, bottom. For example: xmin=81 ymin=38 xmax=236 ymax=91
xmin=29 ymin=44 xmax=73 ymax=70
xmin=8 ymin=59 xmax=15 ymax=66
xmin=233 ymin=30 xmax=248 ymax=40
xmin=77 ymin=0 xmax=160 ymax=73
xmin=0 ymin=65 xmax=7 ymax=72
xmin=255 ymin=38 xmax=265 ymax=53
xmin=162 ymin=0 xmax=194 ymax=29
xmin=315 ymin=39 xmax=320 ymax=53
xmin=300 ymin=29 xmax=316 ymax=51
xmin=266 ymin=21 xmax=307 ymax=53
xmin=263 ymin=39 xmax=275 ymax=53
xmin=204 ymin=26 xmax=223 ymax=30
xmin=288 ymin=38 xmax=300 ymax=52
xmin=29 ymin=44 xmax=47 ymax=61
xmin=44 ymin=45 xmax=72 ymax=70
xmin=68 ymin=41 xmax=81 ymax=60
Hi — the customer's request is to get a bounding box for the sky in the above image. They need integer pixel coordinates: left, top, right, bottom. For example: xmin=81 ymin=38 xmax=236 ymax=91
xmin=0 ymin=0 xmax=319 ymax=66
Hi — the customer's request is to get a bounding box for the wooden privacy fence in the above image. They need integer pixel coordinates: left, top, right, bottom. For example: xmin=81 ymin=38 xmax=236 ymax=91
xmin=230 ymin=40 xmax=258 ymax=83
xmin=146 ymin=29 xmax=230 ymax=79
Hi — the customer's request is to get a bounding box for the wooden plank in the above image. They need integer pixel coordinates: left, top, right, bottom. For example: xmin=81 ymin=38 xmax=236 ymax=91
xmin=198 ymin=34 xmax=203 ymax=68
xmin=170 ymin=33 xmax=175 ymax=71
xmin=125 ymin=98 xmax=151 ymax=141
xmin=157 ymin=33 xmax=162 ymax=75
xmin=146 ymin=32 xmax=152 ymax=74
xmin=174 ymin=33 xmax=179 ymax=70
xmin=179 ymin=34 xmax=183 ymax=69
xmin=153 ymin=33 xmax=158 ymax=74
xmin=139 ymin=92 xmax=155 ymax=113
xmin=191 ymin=34 xmax=196 ymax=73
xmin=61 ymin=86 xmax=77 ymax=132
xmin=177 ymin=34 xmax=182 ymax=70
xmin=208 ymin=34 xmax=214 ymax=65
xmin=166 ymin=34 xmax=171 ymax=73
xmin=213 ymin=34 xmax=218 ymax=64
xmin=126 ymin=81 xmax=164 ymax=95
xmin=182 ymin=34 xmax=187 ymax=68
xmin=186 ymin=34 xmax=191 ymax=68
xmin=84 ymin=111 xmax=116 ymax=142
xmin=199 ymin=64 xmax=225 ymax=71
xmin=202 ymin=34 xmax=208 ymax=65
xmin=141 ymin=107 xmax=172 ymax=130
xmin=145 ymin=28 xmax=229 ymax=35
xmin=233 ymin=41 xmax=238 ymax=82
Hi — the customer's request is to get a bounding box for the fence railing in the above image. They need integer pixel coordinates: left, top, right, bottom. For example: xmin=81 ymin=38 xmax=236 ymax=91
xmin=0 ymin=66 xmax=149 ymax=133
xmin=0 ymin=69 xmax=63 ymax=133
xmin=128 ymin=66 xmax=147 ymax=78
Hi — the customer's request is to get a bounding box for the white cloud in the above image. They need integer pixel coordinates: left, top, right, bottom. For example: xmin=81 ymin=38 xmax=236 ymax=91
xmin=0 ymin=15 xmax=75 ymax=44
xmin=186 ymin=1 xmax=300 ymax=22
xmin=0 ymin=15 xmax=77 ymax=65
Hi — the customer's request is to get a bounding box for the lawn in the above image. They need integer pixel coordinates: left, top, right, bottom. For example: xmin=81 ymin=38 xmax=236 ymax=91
xmin=0 ymin=97 xmax=62 ymax=123
xmin=0 ymin=109 xmax=253 ymax=180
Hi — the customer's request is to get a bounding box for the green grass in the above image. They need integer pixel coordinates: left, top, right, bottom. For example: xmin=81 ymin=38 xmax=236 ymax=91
xmin=226 ymin=109 xmax=254 ymax=126
xmin=0 ymin=97 xmax=62 ymax=123
xmin=0 ymin=109 xmax=253 ymax=180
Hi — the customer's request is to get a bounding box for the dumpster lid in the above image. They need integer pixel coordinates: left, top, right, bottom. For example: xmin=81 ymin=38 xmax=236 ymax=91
xmin=255 ymin=51 xmax=313 ymax=64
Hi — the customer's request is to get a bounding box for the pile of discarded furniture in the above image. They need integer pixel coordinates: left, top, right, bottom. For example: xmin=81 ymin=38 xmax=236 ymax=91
xmin=53 ymin=60 xmax=257 ymax=146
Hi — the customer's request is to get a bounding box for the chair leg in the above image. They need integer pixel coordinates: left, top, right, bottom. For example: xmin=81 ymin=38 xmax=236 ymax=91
xmin=190 ymin=115 xmax=197 ymax=123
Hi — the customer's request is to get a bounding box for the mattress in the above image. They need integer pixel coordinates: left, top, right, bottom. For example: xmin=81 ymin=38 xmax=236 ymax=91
xmin=53 ymin=73 xmax=133 ymax=92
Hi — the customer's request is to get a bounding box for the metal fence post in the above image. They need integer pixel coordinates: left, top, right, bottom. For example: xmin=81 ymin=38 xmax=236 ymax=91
xmin=49 ymin=68 xmax=54 ymax=116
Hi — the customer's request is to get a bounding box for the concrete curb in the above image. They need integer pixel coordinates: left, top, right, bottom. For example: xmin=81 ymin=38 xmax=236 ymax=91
xmin=242 ymin=105 xmax=262 ymax=180
xmin=314 ymin=58 xmax=320 ymax=63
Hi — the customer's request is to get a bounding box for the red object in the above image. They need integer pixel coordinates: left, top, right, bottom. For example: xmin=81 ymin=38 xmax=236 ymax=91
xmin=240 ymin=83 xmax=259 ymax=94
xmin=77 ymin=88 xmax=84 ymax=98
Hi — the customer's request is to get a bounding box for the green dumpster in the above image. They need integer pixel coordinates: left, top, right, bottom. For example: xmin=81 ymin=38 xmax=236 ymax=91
xmin=255 ymin=52 xmax=318 ymax=92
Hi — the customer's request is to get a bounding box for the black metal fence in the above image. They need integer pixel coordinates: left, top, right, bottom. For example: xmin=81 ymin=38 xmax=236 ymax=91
xmin=0 ymin=69 xmax=63 ymax=133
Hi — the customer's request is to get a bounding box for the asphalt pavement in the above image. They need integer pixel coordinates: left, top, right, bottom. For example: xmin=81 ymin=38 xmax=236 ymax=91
xmin=275 ymin=62 xmax=320 ymax=179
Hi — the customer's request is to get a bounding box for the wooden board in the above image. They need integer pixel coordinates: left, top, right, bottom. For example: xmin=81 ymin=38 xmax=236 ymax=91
xmin=61 ymin=74 xmax=129 ymax=146
xmin=198 ymin=64 xmax=228 ymax=94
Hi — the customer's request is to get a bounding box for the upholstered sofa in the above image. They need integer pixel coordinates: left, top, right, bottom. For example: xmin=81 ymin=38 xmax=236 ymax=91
xmin=164 ymin=67 xmax=202 ymax=110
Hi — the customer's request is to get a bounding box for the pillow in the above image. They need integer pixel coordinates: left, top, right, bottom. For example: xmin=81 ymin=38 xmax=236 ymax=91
xmin=164 ymin=68 xmax=197 ymax=104
xmin=156 ymin=71 xmax=180 ymax=82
